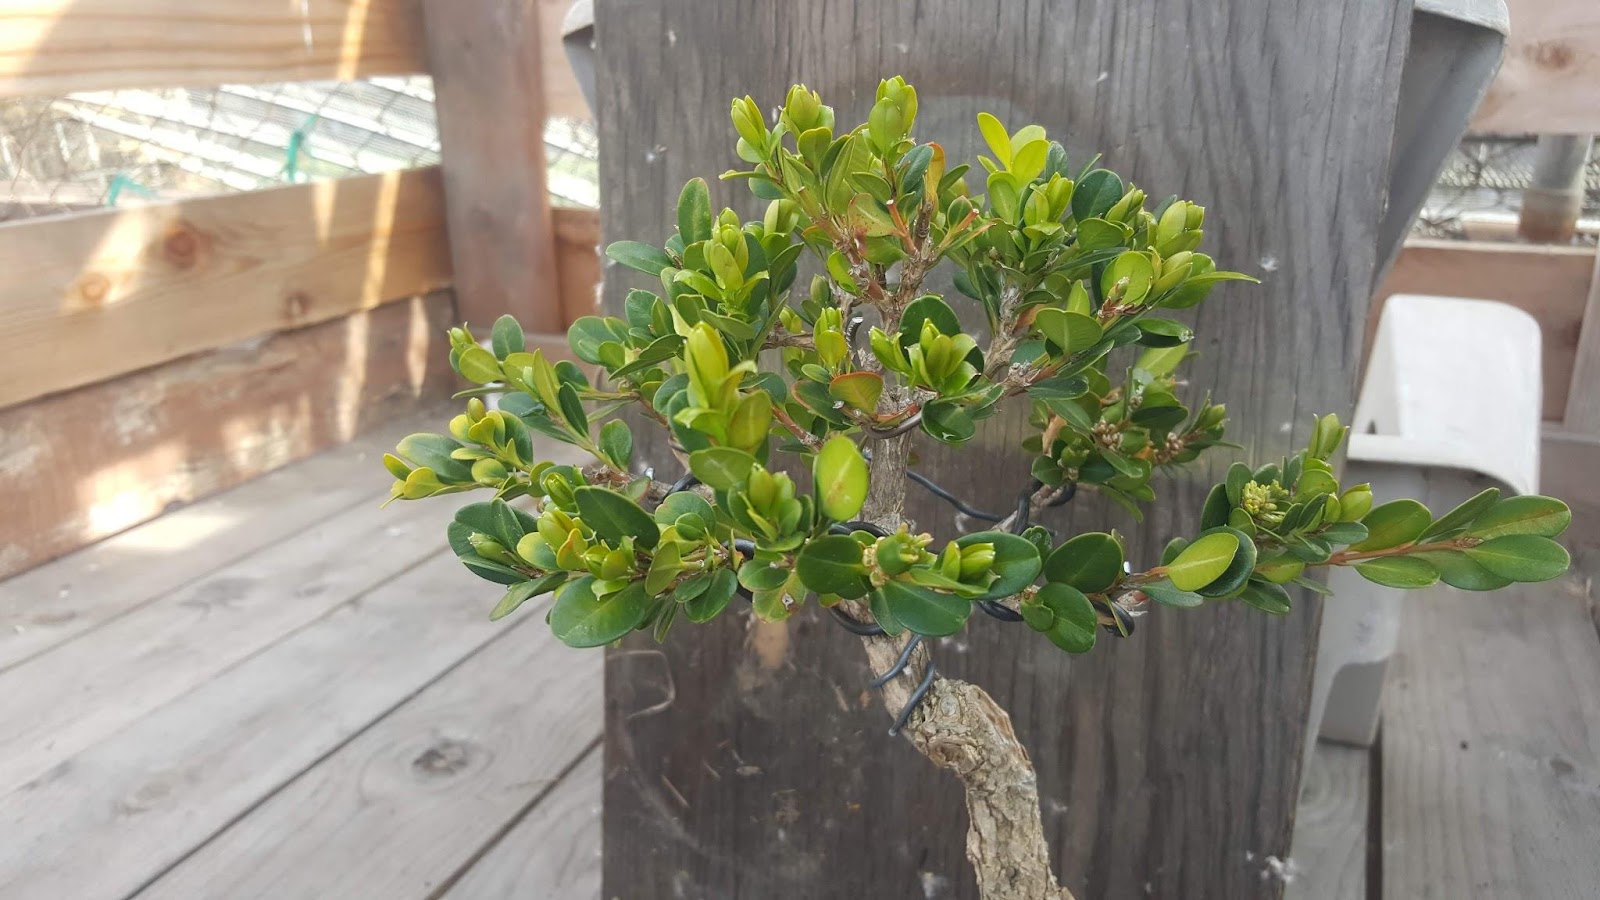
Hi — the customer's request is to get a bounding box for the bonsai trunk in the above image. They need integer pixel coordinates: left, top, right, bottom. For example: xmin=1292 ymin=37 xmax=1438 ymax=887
xmin=845 ymin=431 xmax=1077 ymax=900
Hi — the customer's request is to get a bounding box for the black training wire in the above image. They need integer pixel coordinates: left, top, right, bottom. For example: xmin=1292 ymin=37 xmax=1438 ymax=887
xmin=655 ymin=466 xmax=1112 ymax=736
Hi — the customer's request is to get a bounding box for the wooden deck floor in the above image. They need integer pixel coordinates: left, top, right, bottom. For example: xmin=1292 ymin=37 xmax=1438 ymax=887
xmin=0 ymin=412 xmax=602 ymax=900
xmin=1288 ymin=448 xmax=1600 ymax=900
xmin=2 ymin=416 xmax=1597 ymax=899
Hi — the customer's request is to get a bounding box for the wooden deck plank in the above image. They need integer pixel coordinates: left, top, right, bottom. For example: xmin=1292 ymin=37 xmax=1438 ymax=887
xmin=441 ymin=746 xmax=602 ymax=900
xmin=0 ymin=551 xmax=530 ymax=900
xmin=0 ymin=492 xmax=455 ymax=795
xmin=1381 ymin=580 xmax=1600 ymax=898
xmin=1287 ymin=742 xmax=1369 ymax=900
xmin=0 ymin=406 xmax=447 ymax=671
xmin=134 ymin=611 xmax=603 ymax=899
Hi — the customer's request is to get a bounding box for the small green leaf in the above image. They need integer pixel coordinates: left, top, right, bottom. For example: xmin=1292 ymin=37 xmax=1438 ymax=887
xmin=677 ymin=177 xmax=713 ymax=244
xmin=457 ymin=346 xmax=503 ymax=384
xmin=598 ymin=419 xmax=633 ymax=470
xmin=689 ymin=447 xmax=758 ymax=491
xmin=567 ymin=316 xmax=629 ymax=366
xmin=606 ymin=241 xmax=675 ymax=275
xmin=878 ymin=579 xmax=971 ymax=637
xmin=683 ymin=568 xmax=738 ymax=623
xmin=654 ymin=490 xmax=714 ymax=528
xmin=737 ymin=558 xmax=792 ymax=592
xmin=1043 ymin=532 xmax=1123 ymax=593
xmin=1419 ymin=487 xmax=1500 ymax=540
xmin=490 ymin=315 xmax=525 ymax=359
xmin=794 ymin=535 xmax=870 ymax=598
xmin=1134 ymin=318 xmax=1194 ymax=347
xmin=1165 ymin=531 xmax=1240 ymax=591
xmin=1139 ymin=579 xmax=1203 ymax=608
xmin=814 ymin=435 xmax=869 ymax=521
xmin=574 ymin=486 xmax=659 ymax=549
xmin=1192 ymin=526 xmax=1257 ymax=598
xmin=1467 ymin=495 xmax=1572 ymax=540
xmin=1354 ymin=556 xmax=1439 ymax=589
xmin=1464 ymin=535 xmax=1570 ymax=583
xmin=1032 ymin=582 xmax=1097 ymax=652
xmin=1352 ymin=500 xmax=1432 ymax=551
xmin=1071 ymin=169 xmax=1124 ymax=222
xmin=976 ymin=112 xmax=1012 ymax=166
xmin=900 ymin=294 xmax=961 ymax=346
xmin=1236 ymin=579 xmax=1292 ymax=614
xmin=955 ymin=531 xmax=1043 ymax=601
xmin=921 ymin=401 xmax=976 ymax=444
xmin=1033 ymin=309 xmax=1102 ymax=355
xmin=1410 ymin=550 xmax=1512 ymax=591
xmin=828 ymin=372 xmax=884 ymax=412
xmin=489 ymin=572 xmax=566 ymax=621
xmin=548 ymin=577 xmax=653 ymax=648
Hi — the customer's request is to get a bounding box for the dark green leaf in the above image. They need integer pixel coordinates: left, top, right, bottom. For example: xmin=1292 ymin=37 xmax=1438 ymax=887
xmin=1419 ymin=487 xmax=1500 ymax=540
xmin=955 ymin=531 xmax=1043 ymax=600
xmin=1043 ymin=532 xmax=1123 ymax=593
xmin=921 ymin=400 xmax=976 ymax=444
xmin=1467 ymin=495 xmax=1572 ymax=540
xmin=557 ymin=383 xmax=588 ymax=434
xmin=606 ymin=241 xmax=675 ymax=275
xmin=1410 ymin=550 xmax=1512 ymax=591
xmin=598 ymin=419 xmax=633 ymax=470
xmin=1464 ymin=534 xmax=1570 ymax=583
xmin=878 ymin=579 xmax=971 ymax=637
xmin=490 ymin=315 xmax=525 ymax=359
xmin=574 ymin=486 xmax=659 ymax=549
xmin=900 ymin=294 xmax=960 ymax=346
xmin=1352 ymin=500 xmax=1432 ymax=551
xmin=548 ymin=577 xmax=654 ymax=648
xmin=1134 ymin=318 xmax=1194 ymax=347
xmin=489 ymin=572 xmax=566 ymax=621
xmin=1353 ymin=556 xmax=1439 ymax=589
xmin=684 ymin=568 xmax=738 ymax=622
xmin=1139 ymin=579 xmax=1204 ymax=608
xmin=794 ymin=535 xmax=870 ymax=597
xmin=677 ymin=177 xmax=712 ymax=244
xmin=1071 ymin=169 xmax=1124 ymax=222
xmin=1236 ymin=579 xmax=1292 ymax=614
xmin=1033 ymin=582 xmax=1097 ymax=652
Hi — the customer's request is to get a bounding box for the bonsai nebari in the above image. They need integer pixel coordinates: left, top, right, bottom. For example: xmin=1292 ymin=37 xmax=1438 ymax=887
xmin=384 ymin=78 xmax=1572 ymax=899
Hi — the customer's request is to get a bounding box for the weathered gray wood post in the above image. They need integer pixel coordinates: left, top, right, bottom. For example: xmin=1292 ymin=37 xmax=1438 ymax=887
xmin=597 ymin=2 xmax=1411 ymax=896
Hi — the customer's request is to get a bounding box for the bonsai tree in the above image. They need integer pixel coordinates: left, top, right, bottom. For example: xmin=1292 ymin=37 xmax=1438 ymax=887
xmin=384 ymin=77 xmax=1572 ymax=899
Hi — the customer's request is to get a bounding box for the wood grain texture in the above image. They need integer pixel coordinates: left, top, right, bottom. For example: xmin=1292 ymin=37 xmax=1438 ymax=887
xmin=135 ymin=611 xmax=602 ymax=899
xmin=0 ymin=0 xmax=427 ymax=98
xmin=0 ymin=490 xmax=456 ymax=796
xmin=1381 ymin=583 xmax=1600 ymax=898
xmin=554 ymin=206 xmax=601 ymax=326
xmin=441 ymin=746 xmax=602 ymax=900
xmin=1287 ymin=742 xmax=1370 ymax=900
xmin=0 ymin=167 xmax=452 ymax=408
xmin=0 ymin=292 xmax=457 ymax=582
xmin=0 ymin=399 xmax=448 ymax=671
xmin=1562 ymin=247 xmax=1600 ymax=434
xmin=1373 ymin=240 xmax=1596 ymax=421
xmin=0 ymin=552 xmax=520 ymax=900
xmin=421 ymin=0 xmax=561 ymax=332
xmin=1471 ymin=0 xmax=1600 ymax=134
xmin=596 ymin=2 xmax=1411 ymax=897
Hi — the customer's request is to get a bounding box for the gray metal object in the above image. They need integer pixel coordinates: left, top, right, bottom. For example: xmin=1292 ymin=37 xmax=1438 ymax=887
xmin=560 ymin=1 xmax=597 ymax=118
xmin=1376 ymin=0 xmax=1509 ymax=285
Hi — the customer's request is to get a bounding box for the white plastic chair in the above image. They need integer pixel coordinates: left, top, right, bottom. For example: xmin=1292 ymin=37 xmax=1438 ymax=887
xmin=1306 ymin=294 xmax=1542 ymax=764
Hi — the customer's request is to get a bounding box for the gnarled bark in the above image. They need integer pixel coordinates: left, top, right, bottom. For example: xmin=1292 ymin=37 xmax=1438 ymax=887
xmin=850 ymin=431 xmax=1076 ymax=900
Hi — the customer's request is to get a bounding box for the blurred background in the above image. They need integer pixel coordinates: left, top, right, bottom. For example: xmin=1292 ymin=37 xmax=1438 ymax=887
xmin=0 ymin=1 xmax=1594 ymax=899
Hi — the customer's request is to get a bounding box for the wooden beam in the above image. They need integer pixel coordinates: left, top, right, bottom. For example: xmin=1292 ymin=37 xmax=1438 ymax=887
xmin=0 ymin=292 xmax=457 ymax=582
xmin=0 ymin=0 xmax=428 ymax=98
xmin=538 ymin=0 xmax=590 ymax=120
xmin=1563 ymin=246 xmax=1600 ymax=434
xmin=1373 ymin=239 xmax=1596 ymax=421
xmin=596 ymin=1 xmax=1411 ymax=897
xmin=1471 ymin=0 xmax=1600 ymax=134
xmin=421 ymin=0 xmax=561 ymax=333
xmin=0 ymin=167 xmax=451 ymax=409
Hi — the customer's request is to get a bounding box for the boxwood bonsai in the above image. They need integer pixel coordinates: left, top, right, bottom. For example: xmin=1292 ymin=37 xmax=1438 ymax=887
xmin=384 ymin=78 xmax=1571 ymax=899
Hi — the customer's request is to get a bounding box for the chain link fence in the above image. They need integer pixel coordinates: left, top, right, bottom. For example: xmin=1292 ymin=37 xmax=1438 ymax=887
xmin=0 ymin=76 xmax=598 ymax=223
xmin=1416 ymin=136 xmax=1600 ymax=243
